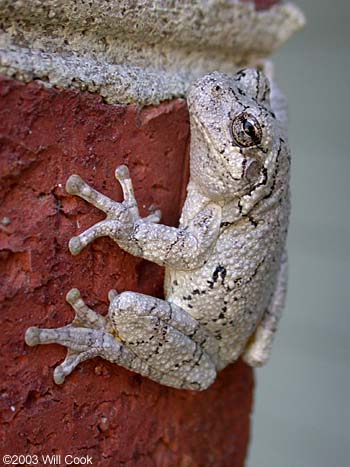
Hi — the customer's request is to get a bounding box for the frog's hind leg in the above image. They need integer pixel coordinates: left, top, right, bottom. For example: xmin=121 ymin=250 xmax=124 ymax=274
xmin=25 ymin=289 xmax=218 ymax=390
xmin=25 ymin=322 xmax=140 ymax=384
xmin=25 ymin=288 xmax=132 ymax=384
xmin=66 ymin=287 xmax=113 ymax=331
xmin=54 ymin=349 xmax=100 ymax=384
xmin=108 ymin=291 xmax=219 ymax=390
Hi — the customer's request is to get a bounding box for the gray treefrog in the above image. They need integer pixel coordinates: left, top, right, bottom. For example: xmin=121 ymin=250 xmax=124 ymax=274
xmin=25 ymin=68 xmax=290 ymax=390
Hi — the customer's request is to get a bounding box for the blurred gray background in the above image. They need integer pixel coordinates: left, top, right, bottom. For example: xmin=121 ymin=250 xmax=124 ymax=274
xmin=248 ymin=1 xmax=350 ymax=466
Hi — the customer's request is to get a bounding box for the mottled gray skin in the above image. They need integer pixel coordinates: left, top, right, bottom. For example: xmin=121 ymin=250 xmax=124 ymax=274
xmin=25 ymin=69 xmax=290 ymax=391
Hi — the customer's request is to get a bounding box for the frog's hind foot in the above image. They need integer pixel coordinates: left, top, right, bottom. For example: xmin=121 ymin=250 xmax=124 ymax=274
xmin=66 ymin=288 xmax=113 ymax=332
xmin=25 ymin=289 xmax=116 ymax=383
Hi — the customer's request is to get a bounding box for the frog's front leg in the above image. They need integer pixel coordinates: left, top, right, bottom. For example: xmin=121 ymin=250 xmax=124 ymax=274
xmin=242 ymin=251 xmax=288 ymax=367
xmin=66 ymin=165 xmax=221 ymax=269
xmin=26 ymin=289 xmax=218 ymax=390
xmin=66 ymin=165 xmax=161 ymax=256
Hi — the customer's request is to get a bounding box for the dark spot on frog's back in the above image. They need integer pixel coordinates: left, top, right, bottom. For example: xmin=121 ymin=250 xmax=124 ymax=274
xmin=212 ymin=265 xmax=227 ymax=283
xmin=248 ymin=216 xmax=258 ymax=227
xmin=192 ymin=289 xmax=206 ymax=296
xmin=220 ymin=221 xmax=232 ymax=228
xmin=182 ymin=295 xmax=192 ymax=301
xmin=207 ymin=265 xmax=227 ymax=289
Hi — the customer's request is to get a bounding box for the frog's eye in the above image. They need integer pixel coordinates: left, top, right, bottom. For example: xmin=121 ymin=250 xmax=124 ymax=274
xmin=231 ymin=112 xmax=262 ymax=147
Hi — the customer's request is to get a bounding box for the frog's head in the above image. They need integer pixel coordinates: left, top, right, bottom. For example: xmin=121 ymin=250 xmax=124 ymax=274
xmin=187 ymin=68 xmax=278 ymax=201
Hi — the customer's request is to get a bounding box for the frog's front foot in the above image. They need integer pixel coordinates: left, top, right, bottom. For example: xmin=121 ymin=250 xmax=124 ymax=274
xmin=66 ymin=165 xmax=161 ymax=255
xmin=25 ymin=288 xmax=116 ymax=384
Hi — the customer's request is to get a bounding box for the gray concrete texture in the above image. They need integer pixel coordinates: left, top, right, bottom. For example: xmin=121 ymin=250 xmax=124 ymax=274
xmin=248 ymin=1 xmax=350 ymax=466
xmin=0 ymin=0 xmax=304 ymax=104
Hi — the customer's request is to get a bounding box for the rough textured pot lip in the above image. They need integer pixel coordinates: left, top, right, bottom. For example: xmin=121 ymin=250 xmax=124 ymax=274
xmin=0 ymin=1 xmax=305 ymax=49
xmin=0 ymin=0 xmax=305 ymax=105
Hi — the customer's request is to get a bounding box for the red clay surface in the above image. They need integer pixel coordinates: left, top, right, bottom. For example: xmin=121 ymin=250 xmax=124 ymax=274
xmin=246 ymin=0 xmax=281 ymax=10
xmin=0 ymin=77 xmax=253 ymax=467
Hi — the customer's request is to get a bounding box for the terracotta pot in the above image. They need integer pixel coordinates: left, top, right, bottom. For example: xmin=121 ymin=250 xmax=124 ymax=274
xmin=0 ymin=76 xmax=253 ymax=466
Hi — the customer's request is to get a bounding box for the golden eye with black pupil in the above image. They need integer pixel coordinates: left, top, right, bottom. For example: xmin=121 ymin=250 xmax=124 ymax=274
xmin=231 ymin=112 xmax=262 ymax=147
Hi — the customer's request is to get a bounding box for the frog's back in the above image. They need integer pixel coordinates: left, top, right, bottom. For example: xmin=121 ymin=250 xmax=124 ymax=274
xmin=165 ymin=171 xmax=289 ymax=367
xmin=165 ymin=68 xmax=291 ymax=367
